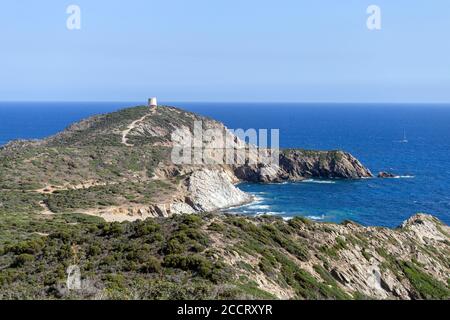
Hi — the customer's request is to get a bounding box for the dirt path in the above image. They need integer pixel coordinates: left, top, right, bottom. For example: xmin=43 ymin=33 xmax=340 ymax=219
xmin=121 ymin=109 xmax=155 ymax=146
xmin=38 ymin=200 xmax=54 ymax=215
xmin=35 ymin=180 xmax=113 ymax=194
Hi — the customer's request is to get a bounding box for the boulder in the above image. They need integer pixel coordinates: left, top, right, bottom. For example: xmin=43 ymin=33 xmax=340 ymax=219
xmin=377 ymin=171 xmax=396 ymax=178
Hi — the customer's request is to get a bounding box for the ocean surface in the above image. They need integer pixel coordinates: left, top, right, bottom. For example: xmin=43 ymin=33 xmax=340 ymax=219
xmin=1 ymin=102 xmax=450 ymax=227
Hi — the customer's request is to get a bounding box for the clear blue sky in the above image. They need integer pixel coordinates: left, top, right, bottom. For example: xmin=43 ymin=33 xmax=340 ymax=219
xmin=0 ymin=1 xmax=449 ymax=102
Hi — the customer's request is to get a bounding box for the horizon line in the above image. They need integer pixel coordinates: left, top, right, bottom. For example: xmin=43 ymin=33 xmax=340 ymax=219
xmin=1 ymin=100 xmax=450 ymax=105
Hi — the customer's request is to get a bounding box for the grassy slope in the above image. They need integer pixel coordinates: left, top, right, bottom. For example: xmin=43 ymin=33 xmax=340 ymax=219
xmin=0 ymin=212 xmax=448 ymax=300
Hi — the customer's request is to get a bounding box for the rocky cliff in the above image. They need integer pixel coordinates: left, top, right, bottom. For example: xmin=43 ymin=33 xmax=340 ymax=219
xmin=234 ymin=149 xmax=372 ymax=183
xmin=203 ymin=213 xmax=450 ymax=300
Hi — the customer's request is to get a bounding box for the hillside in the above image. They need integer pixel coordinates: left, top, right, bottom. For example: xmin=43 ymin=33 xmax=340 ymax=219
xmin=0 ymin=104 xmax=448 ymax=300
xmin=0 ymin=212 xmax=448 ymax=299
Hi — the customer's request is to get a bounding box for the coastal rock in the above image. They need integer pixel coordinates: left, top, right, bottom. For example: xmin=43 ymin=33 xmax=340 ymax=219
xmin=400 ymin=214 xmax=449 ymax=243
xmin=233 ymin=163 xmax=285 ymax=183
xmin=201 ymin=213 xmax=450 ymax=300
xmin=170 ymin=202 xmax=196 ymax=215
xmin=185 ymin=168 xmax=252 ymax=212
xmin=234 ymin=150 xmax=373 ymax=182
xmin=378 ymin=171 xmax=396 ymax=178
xmin=279 ymin=149 xmax=373 ymax=179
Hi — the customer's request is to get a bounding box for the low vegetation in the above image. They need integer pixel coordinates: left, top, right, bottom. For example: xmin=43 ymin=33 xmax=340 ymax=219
xmin=1 ymin=211 xmax=448 ymax=300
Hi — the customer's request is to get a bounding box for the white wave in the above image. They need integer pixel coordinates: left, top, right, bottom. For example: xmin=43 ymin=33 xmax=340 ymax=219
xmin=306 ymin=214 xmax=326 ymax=220
xmin=302 ymin=179 xmax=336 ymax=184
xmin=248 ymin=204 xmax=271 ymax=210
xmin=238 ymin=196 xmax=265 ymax=208
xmin=393 ymin=175 xmax=415 ymax=179
xmin=265 ymin=211 xmax=285 ymax=215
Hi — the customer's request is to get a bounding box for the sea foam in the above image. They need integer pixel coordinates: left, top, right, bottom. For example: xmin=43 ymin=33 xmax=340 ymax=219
xmin=302 ymin=179 xmax=336 ymax=184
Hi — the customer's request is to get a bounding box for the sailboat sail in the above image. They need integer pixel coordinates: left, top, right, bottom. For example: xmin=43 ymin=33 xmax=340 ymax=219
xmin=401 ymin=130 xmax=408 ymax=143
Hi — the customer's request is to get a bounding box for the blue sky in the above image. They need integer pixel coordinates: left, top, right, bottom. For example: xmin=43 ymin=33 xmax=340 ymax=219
xmin=0 ymin=1 xmax=449 ymax=102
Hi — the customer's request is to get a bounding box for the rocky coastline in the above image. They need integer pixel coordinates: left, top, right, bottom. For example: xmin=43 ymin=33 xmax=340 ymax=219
xmin=0 ymin=105 xmax=373 ymax=221
xmin=0 ymin=104 xmax=448 ymax=300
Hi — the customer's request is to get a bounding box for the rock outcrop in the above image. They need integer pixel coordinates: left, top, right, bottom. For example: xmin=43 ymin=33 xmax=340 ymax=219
xmin=378 ymin=171 xmax=397 ymax=178
xmin=184 ymin=168 xmax=253 ymax=212
xmin=205 ymin=213 xmax=450 ymax=300
xmin=234 ymin=150 xmax=373 ymax=183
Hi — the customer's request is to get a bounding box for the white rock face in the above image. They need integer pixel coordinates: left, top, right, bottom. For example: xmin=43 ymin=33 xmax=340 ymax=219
xmin=259 ymin=164 xmax=281 ymax=181
xmin=170 ymin=202 xmax=196 ymax=215
xmin=186 ymin=168 xmax=252 ymax=212
xmin=400 ymin=214 xmax=448 ymax=243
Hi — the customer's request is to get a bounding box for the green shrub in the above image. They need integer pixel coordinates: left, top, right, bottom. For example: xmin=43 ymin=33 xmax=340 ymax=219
xmin=208 ymin=222 xmax=224 ymax=232
xmin=258 ymin=257 xmax=275 ymax=276
xmin=162 ymin=254 xmax=226 ymax=282
xmin=0 ymin=270 xmax=15 ymax=286
xmin=8 ymin=238 xmax=45 ymax=255
xmin=133 ymin=220 xmax=160 ymax=237
xmin=288 ymin=216 xmax=312 ymax=228
xmin=140 ymin=257 xmax=162 ymax=273
xmin=101 ymin=222 xmax=124 ymax=236
xmin=164 ymin=239 xmax=184 ymax=255
xmin=49 ymin=231 xmax=73 ymax=241
xmin=163 ymin=254 xmax=211 ymax=273
xmin=399 ymin=261 xmax=450 ymax=299
xmin=179 ymin=215 xmax=203 ymax=228
xmin=87 ymin=244 xmax=102 ymax=256
xmin=293 ymin=268 xmax=350 ymax=300
xmin=12 ymin=254 xmax=34 ymax=267
xmin=362 ymin=249 xmax=372 ymax=262
xmin=105 ymin=274 xmax=127 ymax=291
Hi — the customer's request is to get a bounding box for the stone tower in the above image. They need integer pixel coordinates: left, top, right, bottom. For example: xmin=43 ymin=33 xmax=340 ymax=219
xmin=148 ymin=97 xmax=158 ymax=109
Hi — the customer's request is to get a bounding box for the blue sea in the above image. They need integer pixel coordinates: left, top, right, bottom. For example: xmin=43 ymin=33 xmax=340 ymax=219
xmin=1 ymin=102 xmax=450 ymax=227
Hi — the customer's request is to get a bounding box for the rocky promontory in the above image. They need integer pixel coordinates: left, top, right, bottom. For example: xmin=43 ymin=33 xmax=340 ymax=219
xmin=234 ymin=149 xmax=372 ymax=183
xmin=0 ymin=105 xmax=372 ymax=220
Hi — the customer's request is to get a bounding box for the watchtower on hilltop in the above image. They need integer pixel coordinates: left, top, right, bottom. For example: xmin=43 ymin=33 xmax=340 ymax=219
xmin=148 ymin=97 xmax=158 ymax=109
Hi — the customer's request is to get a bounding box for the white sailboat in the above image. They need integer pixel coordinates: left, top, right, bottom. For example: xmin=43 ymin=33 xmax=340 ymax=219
xmin=400 ymin=129 xmax=408 ymax=143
